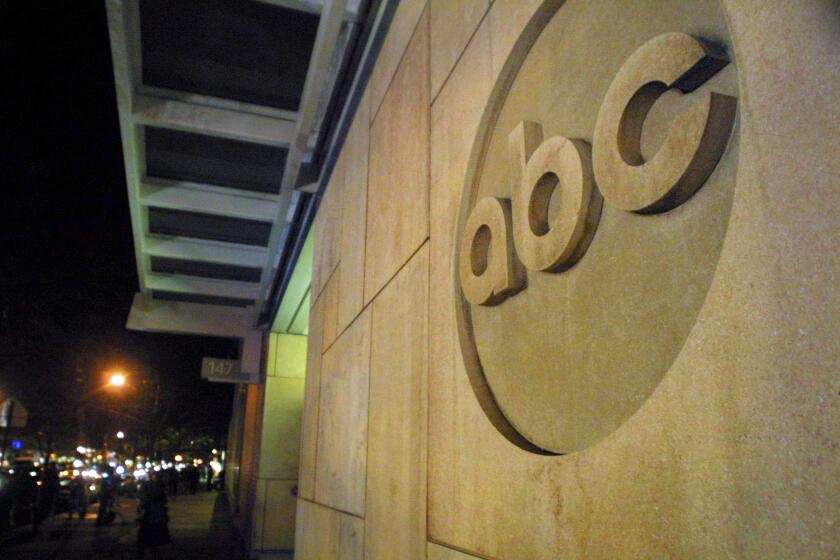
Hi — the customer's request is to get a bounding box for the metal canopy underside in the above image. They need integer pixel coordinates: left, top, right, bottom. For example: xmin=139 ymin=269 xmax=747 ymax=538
xmin=107 ymin=0 xmax=370 ymax=338
xmin=140 ymin=0 xmax=320 ymax=111
xmin=147 ymin=207 xmax=273 ymax=247
xmin=144 ymin=127 xmax=288 ymax=194
xmin=150 ymin=256 xmax=263 ymax=283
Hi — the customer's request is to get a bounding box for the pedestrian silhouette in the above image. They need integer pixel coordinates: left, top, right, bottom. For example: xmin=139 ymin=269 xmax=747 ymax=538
xmin=136 ymin=473 xmax=171 ymax=559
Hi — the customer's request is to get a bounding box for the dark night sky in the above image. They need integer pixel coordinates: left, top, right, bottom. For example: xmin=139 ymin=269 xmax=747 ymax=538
xmin=0 ymin=2 xmax=237 ymax=447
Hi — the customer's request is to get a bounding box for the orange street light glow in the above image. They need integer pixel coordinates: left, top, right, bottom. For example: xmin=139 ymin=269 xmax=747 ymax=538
xmin=108 ymin=373 xmax=127 ymax=387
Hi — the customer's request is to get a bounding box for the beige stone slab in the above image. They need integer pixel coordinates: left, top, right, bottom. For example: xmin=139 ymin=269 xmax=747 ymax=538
xmin=429 ymin=1 xmax=840 ymax=559
xmin=315 ymin=308 xmax=372 ymax=517
xmin=297 ymin=295 xmax=324 ymax=500
xmin=313 ymin=160 xmax=344 ymax=300
xmin=427 ymin=17 xmax=494 ymax=545
xmin=337 ymin=91 xmax=370 ymax=335
xmin=487 ymin=0 xmax=543 ymax=81
xmin=258 ymin=376 xmax=305 ymax=480
xmin=365 ymin=8 xmax=430 ymax=304
xmin=321 ymin=266 xmax=340 ymax=351
xmin=295 ymin=499 xmax=336 ymax=560
xmin=429 ymin=0 xmax=489 ymax=100
xmin=369 ymin=0 xmax=428 ymax=121
xmin=427 ymin=542 xmax=482 ymax=560
xmin=261 ymin=479 xmax=298 ymax=551
xmin=337 ymin=513 xmax=364 ymax=560
xmin=366 ymin=244 xmax=428 ymax=560
xmin=310 ymin=207 xmax=324 ymax=303
xmin=295 ymin=499 xmax=364 ymax=560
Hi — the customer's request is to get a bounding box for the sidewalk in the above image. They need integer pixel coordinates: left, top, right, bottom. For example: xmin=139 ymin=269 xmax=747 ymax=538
xmin=0 ymin=491 xmax=243 ymax=560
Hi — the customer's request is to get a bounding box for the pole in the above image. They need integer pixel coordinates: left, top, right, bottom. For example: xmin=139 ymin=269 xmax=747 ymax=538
xmin=1 ymin=400 xmax=15 ymax=468
xmin=76 ymin=366 xmax=90 ymax=448
xmin=44 ymin=432 xmax=53 ymax=467
xmin=153 ymin=382 xmax=160 ymax=418
xmin=151 ymin=381 xmax=161 ymax=459
xmin=76 ymin=400 xmax=86 ymax=448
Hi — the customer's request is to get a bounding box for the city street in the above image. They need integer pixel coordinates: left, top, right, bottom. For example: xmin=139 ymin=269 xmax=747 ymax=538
xmin=0 ymin=491 xmax=242 ymax=560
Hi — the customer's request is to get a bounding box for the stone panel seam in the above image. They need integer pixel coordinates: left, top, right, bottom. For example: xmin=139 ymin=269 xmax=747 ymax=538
xmin=364 ymin=6 xmax=430 ymax=308
xmin=296 ymin=496 xmax=365 ymax=521
xmin=333 ymin=101 xmax=371 ymax=349
xmin=370 ymin=2 xmax=431 ymax=128
xmin=308 ymin=307 xmax=324 ymax=503
xmin=428 ymin=537 xmax=503 ymax=560
xmin=257 ymin=477 xmax=298 ymax=482
xmin=360 ymin=91 xmax=371 ymax=338
xmin=318 ymin=264 xmax=341 ymax=355
xmin=424 ymin=5 xmax=434 ymax=550
xmin=430 ymin=2 xmax=491 ymax=106
xmin=363 ymin=236 xmax=431 ymax=311
xmin=310 ymin=252 xmax=338 ymax=308
xmin=425 ymin=196 xmax=433 ymax=553
xmin=363 ymin=279 xmax=374 ymax=521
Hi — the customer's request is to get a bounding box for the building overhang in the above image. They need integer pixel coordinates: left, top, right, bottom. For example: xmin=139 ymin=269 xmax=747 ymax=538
xmin=105 ymin=0 xmax=393 ymax=341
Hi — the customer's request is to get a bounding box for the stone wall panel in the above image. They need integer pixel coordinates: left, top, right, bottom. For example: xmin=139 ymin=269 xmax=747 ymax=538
xmin=366 ymin=244 xmax=429 ymax=559
xmin=365 ymin=7 xmax=430 ymax=304
xmin=315 ymin=308 xmax=372 ymax=517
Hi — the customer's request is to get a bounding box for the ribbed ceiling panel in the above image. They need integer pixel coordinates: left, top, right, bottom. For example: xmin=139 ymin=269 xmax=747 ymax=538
xmin=148 ymin=207 xmax=272 ymax=246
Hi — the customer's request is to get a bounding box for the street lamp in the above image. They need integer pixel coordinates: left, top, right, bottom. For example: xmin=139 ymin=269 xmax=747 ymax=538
xmin=108 ymin=373 xmax=127 ymax=387
xmin=100 ymin=370 xmax=161 ymax=459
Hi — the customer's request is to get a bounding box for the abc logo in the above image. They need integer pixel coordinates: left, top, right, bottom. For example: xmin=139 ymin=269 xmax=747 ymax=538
xmin=455 ymin=29 xmax=739 ymax=455
xmin=459 ymin=33 xmax=737 ymax=308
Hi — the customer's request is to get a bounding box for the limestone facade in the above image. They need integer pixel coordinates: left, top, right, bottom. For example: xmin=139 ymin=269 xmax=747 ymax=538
xmin=295 ymin=1 xmax=840 ymax=558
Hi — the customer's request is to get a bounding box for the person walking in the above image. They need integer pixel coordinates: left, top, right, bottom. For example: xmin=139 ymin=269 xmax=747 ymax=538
xmin=164 ymin=468 xmax=178 ymax=497
xmin=11 ymin=468 xmax=37 ymax=526
xmin=66 ymin=475 xmax=86 ymax=523
xmin=186 ymin=465 xmax=199 ymax=494
xmin=0 ymin=469 xmax=12 ymax=531
xmin=136 ymin=473 xmax=171 ymax=559
xmin=33 ymin=463 xmax=59 ymax=531
xmin=96 ymin=467 xmax=116 ymax=526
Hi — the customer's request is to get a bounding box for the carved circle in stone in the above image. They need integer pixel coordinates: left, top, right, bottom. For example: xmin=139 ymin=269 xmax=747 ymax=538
xmin=454 ymin=0 xmax=740 ymax=455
